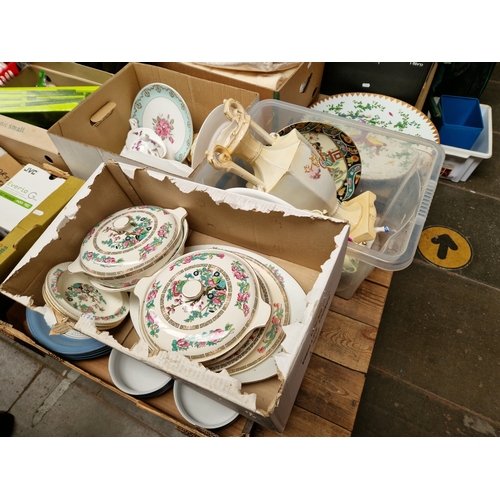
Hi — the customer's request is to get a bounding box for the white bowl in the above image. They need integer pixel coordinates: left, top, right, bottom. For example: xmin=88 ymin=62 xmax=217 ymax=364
xmin=108 ymin=349 xmax=173 ymax=398
xmin=173 ymin=380 xmax=239 ymax=429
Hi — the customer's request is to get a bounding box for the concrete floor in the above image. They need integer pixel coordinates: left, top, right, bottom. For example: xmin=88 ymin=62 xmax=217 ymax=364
xmin=1 ymin=65 xmax=499 ymax=438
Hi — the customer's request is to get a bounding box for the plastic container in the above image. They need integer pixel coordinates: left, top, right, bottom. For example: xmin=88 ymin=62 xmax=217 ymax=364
xmin=435 ymin=95 xmax=484 ymax=150
xmin=439 ymin=104 xmax=492 ymax=182
xmin=191 ymin=99 xmax=445 ymax=299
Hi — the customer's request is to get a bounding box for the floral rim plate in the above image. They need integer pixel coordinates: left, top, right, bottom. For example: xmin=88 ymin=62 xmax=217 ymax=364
xmin=277 ymin=121 xmax=362 ymax=201
xmin=311 ymin=92 xmax=440 ymax=143
xmin=131 ymin=83 xmax=194 ymax=162
xmin=173 ymin=380 xmax=239 ymax=429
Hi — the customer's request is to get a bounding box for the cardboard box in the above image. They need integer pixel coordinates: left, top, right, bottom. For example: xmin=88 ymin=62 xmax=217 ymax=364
xmin=0 ymin=148 xmax=84 ymax=283
xmin=156 ymin=62 xmax=324 ymax=108
xmin=0 ymin=114 xmax=70 ymax=172
xmin=48 ymin=62 xmax=260 ymax=181
xmin=3 ymin=62 xmax=113 ymax=88
xmin=0 ymin=161 xmax=349 ymax=433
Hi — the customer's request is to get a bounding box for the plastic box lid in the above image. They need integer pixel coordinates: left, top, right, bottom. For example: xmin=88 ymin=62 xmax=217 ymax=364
xmin=247 ymin=99 xmax=446 ymax=271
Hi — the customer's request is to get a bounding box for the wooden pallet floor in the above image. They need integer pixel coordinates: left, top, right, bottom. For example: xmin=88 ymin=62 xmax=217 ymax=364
xmin=251 ymin=268 xmax=393 ymax=437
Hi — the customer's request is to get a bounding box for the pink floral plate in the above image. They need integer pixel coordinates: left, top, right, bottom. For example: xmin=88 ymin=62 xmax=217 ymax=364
xmin=131 ymin=83 xmax=193 ymax=162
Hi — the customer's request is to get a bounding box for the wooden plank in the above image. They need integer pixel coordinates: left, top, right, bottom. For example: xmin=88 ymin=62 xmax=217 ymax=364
xmin=365 ymin=268 xmax=393 ymax=288
xmin=330 ymin=279 xmax=390 ymax=327
xmin=294 ymin=354 xmax=366 ymax=431
xmin=252 ymin=405 xmax=350 ymax=437
xmin=314 ymin=310 xmax=377 ymax=373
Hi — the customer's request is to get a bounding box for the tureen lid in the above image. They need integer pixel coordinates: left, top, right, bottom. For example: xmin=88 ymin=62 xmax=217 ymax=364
xmin=134 ymin=249 xmax=271 ymax=361
xmin=78 ymin=206 xmax=187 ymax=279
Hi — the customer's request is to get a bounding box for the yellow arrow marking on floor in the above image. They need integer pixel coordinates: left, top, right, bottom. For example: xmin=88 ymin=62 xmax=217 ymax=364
xmin=418 ymin=226 xmax=472 ymax=269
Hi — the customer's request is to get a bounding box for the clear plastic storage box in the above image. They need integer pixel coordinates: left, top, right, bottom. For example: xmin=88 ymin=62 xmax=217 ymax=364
xmin=192 ymin=99 xmax=446 ymax=299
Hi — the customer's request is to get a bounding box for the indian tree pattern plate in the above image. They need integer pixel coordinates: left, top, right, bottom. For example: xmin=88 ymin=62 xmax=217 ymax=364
xmin=311 ymin=93 xmax=440 ymax=142
xmin=277 ymin=121 xmax=362 ymax=201
xmin=133 ymin=249 xmax=271 ymax=362
xmin=131 ymin=83 xmax=194 ymax=162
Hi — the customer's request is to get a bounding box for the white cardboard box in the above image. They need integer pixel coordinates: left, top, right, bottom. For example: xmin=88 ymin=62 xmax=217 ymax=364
xmin=0 ymin=161 xmax=348 ymax=433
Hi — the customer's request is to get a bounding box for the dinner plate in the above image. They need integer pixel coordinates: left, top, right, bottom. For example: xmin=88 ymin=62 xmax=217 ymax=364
xmin=311 ymin=92 xmax=440 ymax=142
xmin=173 ymin=380 xmax=239 ymax=429
xmin=277 ymin=121 xmax=362 ymax=201
xmin=131 ymin=83 xmax=193 ymax=162
xmin=227 ymin=187 xmax=294 ymax=207
xmin=25 ymin=307 xmax=110 ymax=359
xmin=108 ymin=349 xmax=173 ymax=398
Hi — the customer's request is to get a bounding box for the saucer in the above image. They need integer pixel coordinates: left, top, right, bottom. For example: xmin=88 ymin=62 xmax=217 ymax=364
xmin=131 ymin=83 xmax=193 ymax=162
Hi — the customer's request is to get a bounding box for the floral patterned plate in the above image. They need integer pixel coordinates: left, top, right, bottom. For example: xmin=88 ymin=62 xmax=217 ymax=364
xmin=43 ymin=262 xmax=130 ymax=329
xmin=311 ymin=93 xmax=439 ymax=142
xmin=131 ymin=83 xmax=194 ymax=162
xmin=277 ymin=121 xmax=362 ymax=201
xmin=133 ymin=249 xmax=272 ymax=362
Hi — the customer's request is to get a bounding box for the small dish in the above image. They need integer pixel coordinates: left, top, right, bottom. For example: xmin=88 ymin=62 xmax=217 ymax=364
xmin=108 ymin=349 xmax=173 ymax=398
xmin=44 ymin=262 xmax=130 ymax=329
xmin=173 ymin=379 xmax=239 ymax=429
xmin=131 ymin=83 xmax=193 ymax=162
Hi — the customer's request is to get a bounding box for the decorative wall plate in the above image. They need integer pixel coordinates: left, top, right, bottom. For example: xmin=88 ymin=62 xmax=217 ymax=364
xmin=173 ymin=380 xmax=239 ymax=429
xmin=277 ymin=121 xmax=362 ymax=201
xmin=131 ymin=83 xmax=194 ymax=162
xmin=311 ymin=93 xmax=440 ymax=142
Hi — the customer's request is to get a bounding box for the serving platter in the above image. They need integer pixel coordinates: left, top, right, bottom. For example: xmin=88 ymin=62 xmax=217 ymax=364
xmin=311 ymin=92 xmax=440 ymax=142
xmin=131 ymin=83 xmax=193 ymax=162
xmin=277 ymin=121 xmax=362 ymax=201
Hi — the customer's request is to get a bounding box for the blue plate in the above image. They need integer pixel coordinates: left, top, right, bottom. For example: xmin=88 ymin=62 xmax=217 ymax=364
xmin=26 ymin=308 xmax=110 ymax=359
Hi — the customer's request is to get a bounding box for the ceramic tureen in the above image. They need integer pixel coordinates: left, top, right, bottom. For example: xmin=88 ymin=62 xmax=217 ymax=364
xmin=133 ymin=248 xmax=272 ymax=362
xmin=68 ymin=205 xmax=188 ymax=291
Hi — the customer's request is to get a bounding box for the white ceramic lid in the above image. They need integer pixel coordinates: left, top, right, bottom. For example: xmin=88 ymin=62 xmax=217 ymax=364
xmin=76 ymin=206 xmax=187 ymax=280
xmin=134 ymin=249 xmax=271 ymax=361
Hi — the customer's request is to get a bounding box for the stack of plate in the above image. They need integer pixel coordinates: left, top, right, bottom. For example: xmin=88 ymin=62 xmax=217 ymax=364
xmin=25 ymin=307 xmax=111 ymax=361
xmin=42 ymin=262 xmax=130 ymax=330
